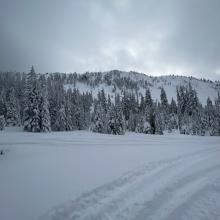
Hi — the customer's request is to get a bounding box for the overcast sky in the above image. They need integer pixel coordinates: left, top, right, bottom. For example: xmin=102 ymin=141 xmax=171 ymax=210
xmin=1 ymin=0 xmax=220 ymax=80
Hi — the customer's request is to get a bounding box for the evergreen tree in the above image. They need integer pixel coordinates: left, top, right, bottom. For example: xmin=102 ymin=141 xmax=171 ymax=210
xmin=23 ymin=66 xmax=41 ymax=132
xmin=47 ymin=76 xmax=57 ymax=130
xmin=107 ymin=103 xmax=125 ymax=135
xmin=54 ymin=104 xmax=72 ymax=131
xmin=160 ymin=87 xmax=169 ymax=130
xmin=149 ymin=108 xmax=156 ymax=134
xmin=107 ymin=94 xmax=112 ymax=109
xmin=0 ymin=90 xmax=6 ymax=118
xmin=145 ymin=88 xmax=153 ymax=107
xmin=106 ymin=104 xmax=115 ymax=134
xmin=5 ymin=87 xmax=20 ymax=126
xmin=197 ymin=106 xmax=207 ymax=136
xmin=70 ymin=89 xmax=89 ymax=130
xmin=0 ymin=115 xmax=5 ymax=130
xmin=160 ymin=87 xmax=168 ymax=110
xmin=91 ymin=103 xmax=106 ymax=133
xmin=122 ymin=90 xmax=130 ymax=121
xmin=49 ymin=74 xmax=65 ymax=131
xmin=177 ymin=86 xmax=186 ymax=132
xmin=39 ymin=75 xmax=51 ymax=132
xmin=128 ymin=110 xmax=137 ymax=132
xmin=81 ymin=92 xmax=92 ymax=129
xmin=99 ymin=89 xmax=107 ymax=113
xmin=74 ymin=101 xmax=85 ymax=130
xmin=155 ymin=108 xmax=163 ymax=135
xmin=145 ymin=88 xmax=153 ymax=122
xmin=139 ymin=95 xmax=145 ymax=114
xmin=64 ymin=89 xmax=74 ymax=130
xmin=114 ymin=101 xmax=125 ymax=135
xmin=205 ymin=97 xmax=217 ymax=135
xmin=169 ymin=98 xmax=177 ymax=114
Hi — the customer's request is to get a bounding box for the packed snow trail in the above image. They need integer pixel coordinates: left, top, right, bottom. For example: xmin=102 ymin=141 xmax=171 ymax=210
xmin=41 ymin=146 xmax=220 ymax=220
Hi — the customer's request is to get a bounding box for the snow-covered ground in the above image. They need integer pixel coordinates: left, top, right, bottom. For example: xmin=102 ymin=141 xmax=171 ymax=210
xmin=0 ymin=128 xmax=220 ymax=220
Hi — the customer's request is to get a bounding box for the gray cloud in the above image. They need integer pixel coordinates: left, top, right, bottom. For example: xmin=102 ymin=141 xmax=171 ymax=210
xmin=0 ymin=0 xmax=220 ymax=80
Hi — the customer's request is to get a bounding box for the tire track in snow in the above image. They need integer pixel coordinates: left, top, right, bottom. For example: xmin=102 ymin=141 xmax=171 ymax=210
xmin=80 ymin=153 xmax=220 ymax=220
xmin=162 ymin=178 xmax=220 ymax=220
xmin=133 ymin=163 xmax=220 ymax=220
xmin=40 ymin=147 xmax=220 ymax=220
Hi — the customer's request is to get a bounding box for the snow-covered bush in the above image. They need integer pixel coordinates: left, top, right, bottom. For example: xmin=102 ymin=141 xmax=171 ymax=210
xmin=143 ymin=121 xmax=151 ymax=134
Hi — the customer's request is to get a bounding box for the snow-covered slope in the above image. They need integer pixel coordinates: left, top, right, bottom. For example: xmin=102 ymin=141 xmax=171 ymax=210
xmin=64 ymin=71 xmax=220 ymax=105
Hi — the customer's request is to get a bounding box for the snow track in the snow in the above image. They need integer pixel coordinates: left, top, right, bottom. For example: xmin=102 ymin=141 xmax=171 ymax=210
xmin=41 ymin=146 xmax=220 ymax=220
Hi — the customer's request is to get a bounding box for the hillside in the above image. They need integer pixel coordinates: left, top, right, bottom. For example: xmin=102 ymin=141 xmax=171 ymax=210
xmin=64 ymin=70 xmax=220 ymax=105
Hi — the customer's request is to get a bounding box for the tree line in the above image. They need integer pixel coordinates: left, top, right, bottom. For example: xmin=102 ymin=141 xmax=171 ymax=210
xmin=0 ymin=67 xmax=220 ymax=136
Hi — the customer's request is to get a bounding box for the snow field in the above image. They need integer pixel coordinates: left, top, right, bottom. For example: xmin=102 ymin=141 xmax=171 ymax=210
xmin=0 ymin=128 xmax=220 ymax=220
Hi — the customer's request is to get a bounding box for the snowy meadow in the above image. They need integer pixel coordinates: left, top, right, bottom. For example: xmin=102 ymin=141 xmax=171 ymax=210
xmin=0 ymin=128 xmax=220 ymax=220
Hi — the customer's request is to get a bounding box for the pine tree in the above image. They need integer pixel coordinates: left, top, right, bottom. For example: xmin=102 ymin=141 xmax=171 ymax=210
xmin=160 ymin=87 xmax=168 ymax=110
xmin=99 ymin=89 xmax=107 ymax=113
xmin=106 ymin=103 xmax=125 ymax=135
xmin=54 ymin=104 xmax=72 ymax=131
xmin=49 ymin=73 xmax=66 ymax=131
xmin=145 ymin=88 xmax=153 ymax=107
xmin=107 ymin=94 xmax=112 ymax=109
xmin=5 ymin=87 xmax=20 ymax=126
xmin=39 ymin=75 xmax=51 ymax=132
xmin=169 ymin=98 xmax=177 ymax=114
xmin=0 ymin=90 xmax=6 ymax=119
xmin=114 ymin=101 xmax=125 ymax=135
xmin=0 ymin=115 xmax=5 ymax=130
xmin=205 ymin=97 xmax=217 ymax=135
xmin=47 ymin=76 xmax=57 ymax=130
xmin=106 ymin=104 xmax=115 ymax=134
xmin=70 ymin=89 xmax=86 ymax=130
xmin=155 ymin=108 xmax=163 ymax=135
xmin=145 ymin=88 xmax=153 ymax=122
xmin=81 ymin=92 xmax=92 ymax=129
xmin=177 ymin=86 xmax=186 ymax=132
xmin=122 ymin=90 xmax=130 ymax=121
xmin=23 ymin=66 xmax=41 ymax=132
xmin=197 ymin=106 xmax=207 ymax=136
xmin=91 ymin=103 xmax=106 ymax=133
xmin=74 ymin=101 xmax=85 ymax=130
xmin=186 ymin=83 xmax=195 ymax=116
xmin=149 ymin=109 xmax=156 ymax=134
xmin=160 ymin=87 xmax=169 ymax=130
xmin=139 ymin=95 xmax=145 ymax=114
xmin=128 ymin=110 xmax=137 ymax=132
xmin=64 ymin=89 xmax=74 ymax=130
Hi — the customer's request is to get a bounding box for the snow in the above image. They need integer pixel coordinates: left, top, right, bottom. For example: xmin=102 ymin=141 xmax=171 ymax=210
xmin=0 ymin=128 xmax=220 ymax=220
xmin=64 ymin=72 xmax=219 ymax=105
